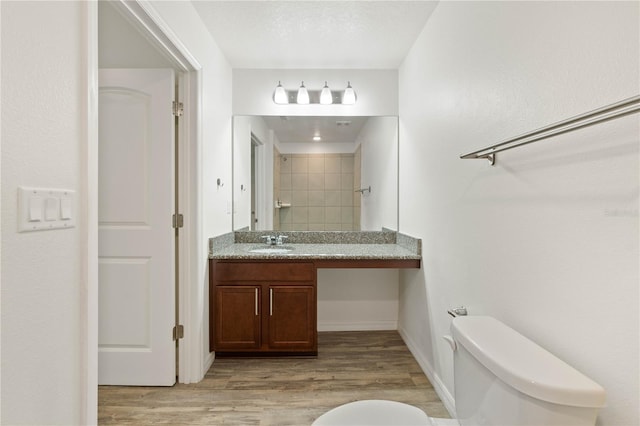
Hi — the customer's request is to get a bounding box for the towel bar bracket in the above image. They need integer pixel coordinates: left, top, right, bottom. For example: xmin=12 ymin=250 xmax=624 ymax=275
xmin=483 ymin=153 xmax=495 ymax=165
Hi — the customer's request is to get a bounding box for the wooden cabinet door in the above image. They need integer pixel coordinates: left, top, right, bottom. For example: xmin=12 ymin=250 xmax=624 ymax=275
xmin=214 ymin=286 xmax=261 ymax=350
xmin=267 ymin=285 xmax=316 ymax=351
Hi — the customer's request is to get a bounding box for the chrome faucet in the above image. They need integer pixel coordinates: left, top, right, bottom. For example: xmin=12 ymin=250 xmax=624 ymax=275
xmin=261 ymin=235 xmax=276 ymax=245
xmin=261 ymin=234 xmax=288 ymax=246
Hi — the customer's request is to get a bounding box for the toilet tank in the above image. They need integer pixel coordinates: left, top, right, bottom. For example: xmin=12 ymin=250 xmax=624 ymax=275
xmin=451 ymin=316 xmax=605 ymax=426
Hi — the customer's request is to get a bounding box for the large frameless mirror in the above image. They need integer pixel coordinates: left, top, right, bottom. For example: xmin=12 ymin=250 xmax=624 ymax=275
xmin=232 ymin=115 xmax=398 ymax=232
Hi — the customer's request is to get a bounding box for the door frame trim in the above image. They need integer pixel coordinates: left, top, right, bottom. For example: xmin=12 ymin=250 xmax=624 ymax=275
xmin=86 ymin=1 xmax=203 ymax=422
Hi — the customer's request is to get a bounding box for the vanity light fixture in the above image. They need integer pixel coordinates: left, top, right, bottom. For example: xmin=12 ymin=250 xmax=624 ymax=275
xmin=320 ymin=81 xmax=333 ymax=105
xmin=312 ymin=135 xmax=322 ymax=142
xmin=273 ymin=81 xmax=288 ymax=105
xmin=272 ymin=81 xmax=357 ymax=105
xmin=297 ymin=81 xmax=310 ymax=105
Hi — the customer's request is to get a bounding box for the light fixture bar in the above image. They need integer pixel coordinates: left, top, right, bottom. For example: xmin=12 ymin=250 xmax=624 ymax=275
xmin=273 ymin=81 xmax=357 ymax=105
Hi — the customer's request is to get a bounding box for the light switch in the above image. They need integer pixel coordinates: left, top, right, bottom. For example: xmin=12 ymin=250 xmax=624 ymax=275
xmin=18 ymin=187 xmax=76 ymax=232
xmin=60 ymin=198 xmax=72 ymax=220
xmin=45 ymin=197 xmax=59 ymax=221
xmin=29 ymin=197 xmax=43 ymax=222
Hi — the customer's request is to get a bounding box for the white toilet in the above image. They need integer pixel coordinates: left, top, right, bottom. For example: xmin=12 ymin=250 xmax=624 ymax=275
xmin=312 ymin=316 xmax=606 ymax=426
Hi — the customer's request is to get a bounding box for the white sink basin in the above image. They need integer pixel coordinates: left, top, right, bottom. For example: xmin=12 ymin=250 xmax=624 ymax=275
xmin=248 ymin=246 xmax=293 ymax=254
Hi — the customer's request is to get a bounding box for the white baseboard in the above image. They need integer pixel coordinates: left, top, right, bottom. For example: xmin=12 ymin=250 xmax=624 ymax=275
xmin=203 ymin=351 xmax=215 ymax=376
xmin=398 ymin=327 xmax=456 ymax=417
xmin=318 ymin=320 xmax=397 ymax=332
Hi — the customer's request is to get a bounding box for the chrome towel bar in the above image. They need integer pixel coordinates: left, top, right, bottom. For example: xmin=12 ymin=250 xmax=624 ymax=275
xmin=460 ymin=95 xmax=640 ymax=165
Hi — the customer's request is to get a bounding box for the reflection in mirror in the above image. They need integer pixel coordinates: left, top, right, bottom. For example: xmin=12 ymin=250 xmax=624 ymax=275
xmin=232 ymin=116 xmax=398 ymax=232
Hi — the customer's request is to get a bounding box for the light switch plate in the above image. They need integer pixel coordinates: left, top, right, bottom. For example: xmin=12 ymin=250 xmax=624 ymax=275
xmin=18 ymin=187 xmax=76 ymax=232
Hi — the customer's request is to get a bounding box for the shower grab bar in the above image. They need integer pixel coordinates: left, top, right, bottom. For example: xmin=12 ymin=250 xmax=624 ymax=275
xmin=460 ymin=95 xmax=640 ymax=165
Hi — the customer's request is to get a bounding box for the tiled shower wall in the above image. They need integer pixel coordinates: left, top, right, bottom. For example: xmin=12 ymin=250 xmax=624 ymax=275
xmin=276 ymin=152 xmax=360 ymax=231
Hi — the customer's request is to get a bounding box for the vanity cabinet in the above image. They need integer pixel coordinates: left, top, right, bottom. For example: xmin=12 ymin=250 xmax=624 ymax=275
xmin=210 ymin=260 xmax=317 ymax=355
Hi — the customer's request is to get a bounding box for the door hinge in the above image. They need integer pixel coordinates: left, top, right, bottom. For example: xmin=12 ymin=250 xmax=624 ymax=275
xmin=172 ymin=101 xmax=184 ymax=117
xmin=172 ymin=213 xmax=184 ymax=229
xmin=173 ymin=325 xmax=184 ymax=341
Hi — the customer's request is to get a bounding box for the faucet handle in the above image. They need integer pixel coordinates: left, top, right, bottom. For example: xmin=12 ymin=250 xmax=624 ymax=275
xmin=261 ymin=235 xmax=275 ymax=245
xmin=276 ymin=235 xmax=288 ymax=245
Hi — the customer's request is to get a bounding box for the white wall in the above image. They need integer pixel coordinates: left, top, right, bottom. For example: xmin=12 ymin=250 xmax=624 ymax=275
xmin=146 ymin=1 xmax=233 ymax=380
xmin=98 ymin=1 xmax=173 ymax=68
xmin=232 ymin=116 xmax=252 ymax=230
xmin=232 ymin=116 xmax=274 ymax=231
xmin=358 ymin=116 xmax=398 ymax=231
xmin=318 ymin=269 xmax=399 ymax=331
xmin=2 ymin=1 xmax=233 ymax=422
xmin=398 ymin=2 xmax=639 ymax=425
xmin=1 ymin=2 xmax=86 ymax=423
xmin=233 ymin=69 xmax=398 ymax=116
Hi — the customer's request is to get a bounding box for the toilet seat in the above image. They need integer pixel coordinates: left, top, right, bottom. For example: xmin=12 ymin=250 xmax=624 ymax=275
xmin=312 ymin=400 xmax=435 ymax=426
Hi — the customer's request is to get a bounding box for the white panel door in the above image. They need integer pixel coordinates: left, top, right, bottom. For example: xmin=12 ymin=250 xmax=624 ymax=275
xmin=98 ymin=69 xmax=175 ymax=386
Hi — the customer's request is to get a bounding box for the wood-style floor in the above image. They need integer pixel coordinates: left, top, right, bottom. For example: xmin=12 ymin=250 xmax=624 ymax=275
xmin=98 ymin=331 xmax=450 ymax=425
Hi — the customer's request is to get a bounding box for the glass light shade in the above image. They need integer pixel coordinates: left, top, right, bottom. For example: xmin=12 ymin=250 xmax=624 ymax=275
xmin=320 ymin=81 xmax=333 ymax=105
xmin=297 ymin=81 xmax=309 ymax=105
xmin=342 ymin=81 xmax=357 ymax=105
xmin=273 ymin=81 xmax=288 ymax=105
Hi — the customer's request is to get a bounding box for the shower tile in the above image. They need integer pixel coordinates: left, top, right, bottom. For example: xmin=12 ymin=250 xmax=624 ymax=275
xmin=341 ymin=173 xmax=353 ymax=190
xmin=291 ymin=156 xmax=308 ymax=173
xmin=324 ymin=223 xmax=343 ymax=231
xmin=341 ymin=207 xmax=353 ymax=224
xmin=325 ymin=191 xmax=341 ymax=206
xmin=308 ymin=207 xmax=324 ymax=223
xmin=325 ymin=174 xmax=340 ymax=190
xmin=325 ymin=207 xmax=341 ymax=224
xmin=353 ymin=207 xmax=361 ymax=229
xmin=279 ymin=191 xmax=292 ymax=204
xmin=292 ymin=207 xmax=309 ymax=224
xmin=279 ymin=207 xmax=292 ymax=224
xmin=308 ymin=156 xmax=325 ymax=173
xmin=341 ymin=191 xmax=353 ymax=206
xmin=324 ymin=156 xmax=341 ymax=173
xmin=308 ymin=191 xmax=325 ymax=207
xmin=292 ymin=191 xmax=308 ymax=206
xmin=280 ymin=174 xmax=292 ymax=191
xmin=341 ymin=156 xmax=354 ymax=173
xmin=291 ymin=174 xmax=308 ymax=190
xmin=308 ymin=223 xmax=325 ymax=231
xmin=280 ymin=156 xmax=291 ymax=173
xmin=308 ymin=173 xmax=324 ymax=190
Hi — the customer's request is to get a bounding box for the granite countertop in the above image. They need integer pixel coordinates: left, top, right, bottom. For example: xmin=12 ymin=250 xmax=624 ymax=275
xmin=209 ymin=230 xmax=421 ymax=261
xmin=210 ymin=243 xmax=421 ymax=260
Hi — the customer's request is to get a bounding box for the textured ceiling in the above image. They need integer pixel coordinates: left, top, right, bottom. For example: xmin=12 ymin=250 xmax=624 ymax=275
xmin=191 ymin=1 xmax=438 ymax=69
xmin=262 ymin=116 xmax=369 ymax=143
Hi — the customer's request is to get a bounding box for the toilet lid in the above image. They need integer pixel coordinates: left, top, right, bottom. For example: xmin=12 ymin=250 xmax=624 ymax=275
xmin=312 ymin=400 xmax=431 ymax=426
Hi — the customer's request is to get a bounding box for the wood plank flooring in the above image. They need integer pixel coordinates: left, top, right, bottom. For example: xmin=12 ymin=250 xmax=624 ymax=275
xmin=98 ymin=331 xmax=450 ymax=425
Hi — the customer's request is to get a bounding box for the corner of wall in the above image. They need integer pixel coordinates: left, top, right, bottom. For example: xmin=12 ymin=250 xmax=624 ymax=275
xmin=397 ymin=327 xmax=456 ymax=417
